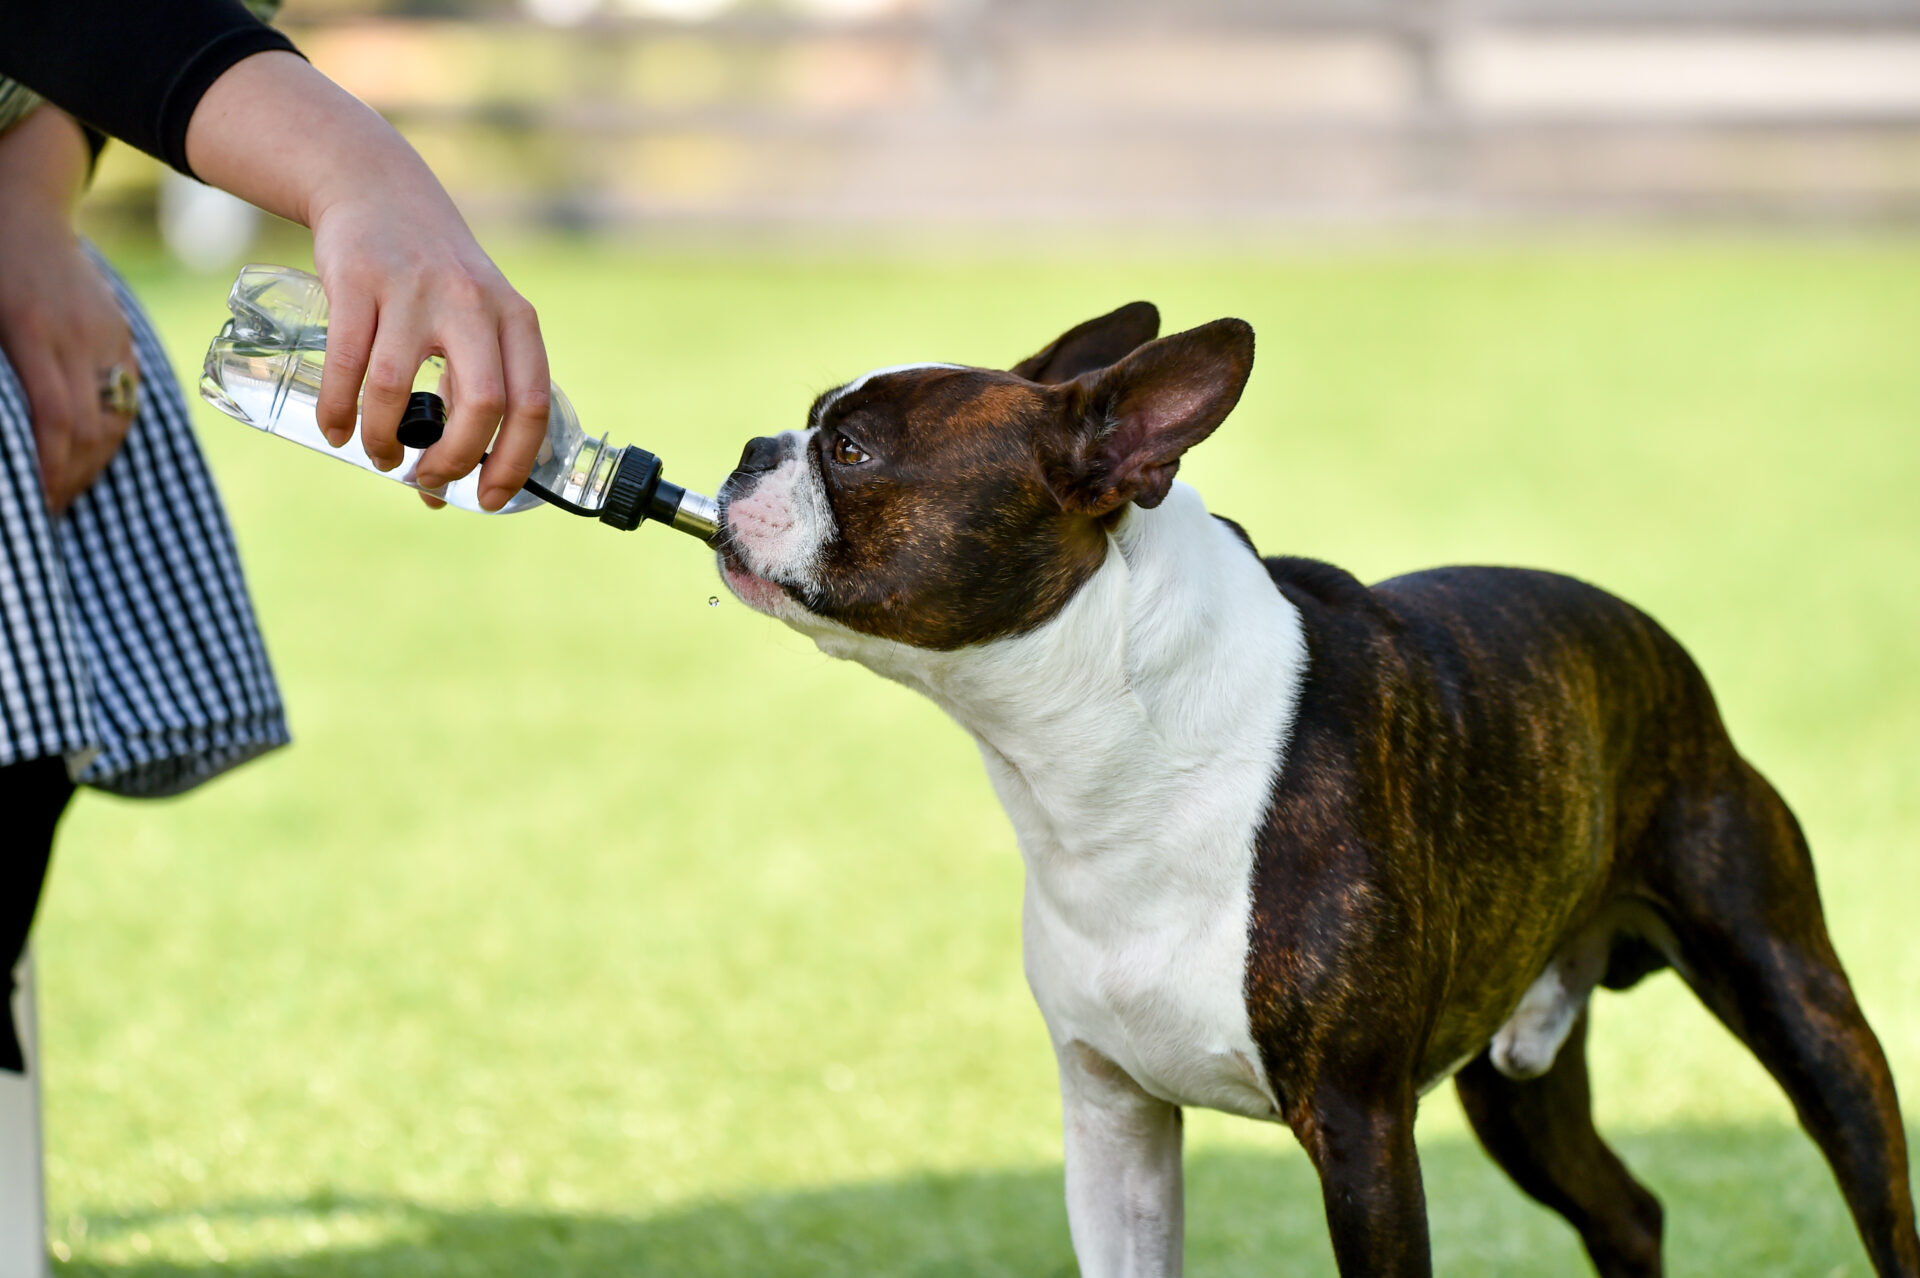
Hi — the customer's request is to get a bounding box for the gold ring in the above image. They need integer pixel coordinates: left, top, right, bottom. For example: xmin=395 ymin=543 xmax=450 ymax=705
xmin=99 ymin=364 xmax=139 ymax=417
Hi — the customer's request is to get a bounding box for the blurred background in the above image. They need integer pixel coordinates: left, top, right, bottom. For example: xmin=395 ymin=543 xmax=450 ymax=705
xmin=47 ymin=0 xmax=1920 ymax=1273
xmin=85 ymin=0 xmax=1920 ymax=252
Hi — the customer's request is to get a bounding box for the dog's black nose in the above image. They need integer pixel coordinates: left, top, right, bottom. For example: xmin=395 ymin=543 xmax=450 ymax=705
xmin=737 ymin=436 xmax=784 ymax=475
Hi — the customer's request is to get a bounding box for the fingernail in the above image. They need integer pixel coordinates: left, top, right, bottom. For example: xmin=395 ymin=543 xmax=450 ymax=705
xmin=415 ymin=471 xmax=442 ymax=489
xmin=323 ymin=428 xmax=349 ymax=448
xmin=480 ymin=485 xmax=510 ymax=512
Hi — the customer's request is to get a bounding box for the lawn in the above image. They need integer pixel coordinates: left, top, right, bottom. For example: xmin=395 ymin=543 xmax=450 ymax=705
xmin=38 ymin=235 xmax=1920 ymax=1274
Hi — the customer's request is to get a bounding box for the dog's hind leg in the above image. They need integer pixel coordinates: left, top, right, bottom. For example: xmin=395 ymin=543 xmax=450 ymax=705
xmin=1457 ymin=1009 xmax=1664 ymax=1277
xmin=1652 ymin=764 xmax=1919 ymax=1277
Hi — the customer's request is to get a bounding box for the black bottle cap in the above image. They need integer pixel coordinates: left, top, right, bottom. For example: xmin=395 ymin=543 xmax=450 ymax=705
xmin=396 ymin=391 xmax=447 ymax=450
xmin=600 ymin=447 xmax=663 ymax=531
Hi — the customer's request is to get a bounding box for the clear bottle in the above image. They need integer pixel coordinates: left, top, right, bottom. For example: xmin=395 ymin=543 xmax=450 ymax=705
xmin=200 ymin=264 xmax=718 ymax=540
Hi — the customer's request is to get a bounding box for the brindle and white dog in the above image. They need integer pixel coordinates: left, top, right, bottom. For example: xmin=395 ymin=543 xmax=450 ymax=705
xmin=714 ymin=303 xmax=1918 ymax=1277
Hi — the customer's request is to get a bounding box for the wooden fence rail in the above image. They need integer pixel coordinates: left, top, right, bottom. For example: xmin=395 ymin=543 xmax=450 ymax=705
xmin=261 ymin=1 xmax=1920 ymax=225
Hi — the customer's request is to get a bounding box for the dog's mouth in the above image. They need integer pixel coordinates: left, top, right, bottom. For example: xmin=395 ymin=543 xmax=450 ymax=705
xmin=712 ymin=469 xmax=840 ymax=623
xmin=713 ymin=495 xmax=799 ymax=615
xmin=717 ymin=553 xmax=789 ymax=612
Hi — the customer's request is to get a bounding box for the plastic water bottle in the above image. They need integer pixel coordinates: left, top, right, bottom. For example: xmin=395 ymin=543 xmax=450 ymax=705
xmin=200 ymin=264 xmax=719 ymax=541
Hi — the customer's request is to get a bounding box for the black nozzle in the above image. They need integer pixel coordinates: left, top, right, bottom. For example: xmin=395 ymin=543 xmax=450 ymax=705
xmin=396 ymin=391 xmax=447 ymax=450
xmin=519 ymin=443 xmax=717 ymax=540
xmin=599 ymin=446 xmax=664 ymax=531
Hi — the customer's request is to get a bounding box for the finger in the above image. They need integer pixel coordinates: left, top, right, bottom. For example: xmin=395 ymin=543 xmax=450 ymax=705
xmin=315 ymin=290 xmax=376 ymax=449
xmin=415 ymin=329 xmax=504 ymax=495
xmin=17 ymin=344 xmax=75 ymax=510
xmin=418 ymin=491 xmax=447 ymax=510
xmin=61 ymin=348 xmax=116 ymax=486
xmin=83 ymin=297 xmax=139 ymax=390
xmin=73 ymin=338 xmax=139 ymax=495
xmin=477 ymin=297 xmax=551 ymax=513
xmin=358 ymin=317 xmax=428 ymax=474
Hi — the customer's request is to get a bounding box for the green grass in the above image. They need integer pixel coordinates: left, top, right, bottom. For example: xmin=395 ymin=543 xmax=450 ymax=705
xmin=38 ymin=235 xmax=1920 ymax=1275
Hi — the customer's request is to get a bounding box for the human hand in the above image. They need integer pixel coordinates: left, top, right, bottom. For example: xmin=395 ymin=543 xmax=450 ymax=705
xmin=0 ymin=108 xmax=138 ymax=516
xmin=308 ymin=193 xmax=547 ymax=512
xmin=185 ymin=52 xmax=550 ymax=513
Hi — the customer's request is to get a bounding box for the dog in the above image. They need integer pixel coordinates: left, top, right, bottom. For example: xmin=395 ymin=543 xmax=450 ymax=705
xmin=713 ymin=302 xmax=1918 ymax=1277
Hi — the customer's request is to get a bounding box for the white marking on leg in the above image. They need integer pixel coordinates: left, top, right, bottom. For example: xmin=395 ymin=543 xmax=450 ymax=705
xmin=1059 ymin=1040 xmax=1185 ymax=1278
xmin=1491 ymin=927 xmax=1611 ymax=1080
xmin=1492 ymin=968 xmax=1582 ymax=1079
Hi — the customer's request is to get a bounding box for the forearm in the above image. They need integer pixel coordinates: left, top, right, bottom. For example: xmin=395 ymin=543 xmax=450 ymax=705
xmin=182 ymin=51 xmax=462 ymax=234
xmin=0 ymin=107 xmax=91 ymax=230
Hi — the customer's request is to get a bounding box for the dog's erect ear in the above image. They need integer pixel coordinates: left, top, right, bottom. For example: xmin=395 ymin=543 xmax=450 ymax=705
xmin=1039 ymin=318 xmax=1254 ymax=516
xmin=1011 ymin=301 xmax=1161 ymax=385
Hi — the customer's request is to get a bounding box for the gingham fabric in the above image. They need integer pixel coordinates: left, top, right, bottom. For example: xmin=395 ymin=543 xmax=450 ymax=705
xmin=0 ymin=250 xmax=288 ymax=796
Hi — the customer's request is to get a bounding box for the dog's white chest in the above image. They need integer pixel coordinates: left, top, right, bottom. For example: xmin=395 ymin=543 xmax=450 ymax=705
xmin=964 ymin=488 xmax=1305 ymax=1121
xmin=1015 ymin=824 xmax=1284 ymax=1120
xmin=813 ymin=485 xmax=1308 ymax=1120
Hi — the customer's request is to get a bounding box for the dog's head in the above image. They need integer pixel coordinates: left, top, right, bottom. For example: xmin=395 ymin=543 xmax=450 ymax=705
xmin=716 ymin=302 xmax=1254 ymax=650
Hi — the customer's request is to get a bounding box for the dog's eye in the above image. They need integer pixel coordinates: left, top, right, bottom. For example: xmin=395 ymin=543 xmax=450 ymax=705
xmin=833 ymin=434 xmax=871 ymax=466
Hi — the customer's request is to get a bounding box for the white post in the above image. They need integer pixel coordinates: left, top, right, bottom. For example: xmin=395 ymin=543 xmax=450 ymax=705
xmin=0 ymin=953 xmax=49 ymax=1278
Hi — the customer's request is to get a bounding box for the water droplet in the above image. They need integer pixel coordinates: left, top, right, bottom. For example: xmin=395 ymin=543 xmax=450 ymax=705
xmin=708 ymin=596 xmax=719 ymax=607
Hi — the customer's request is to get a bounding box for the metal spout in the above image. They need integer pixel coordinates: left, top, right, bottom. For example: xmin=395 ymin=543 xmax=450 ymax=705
xmin=668 ymin=488 xmax=721 ymax=544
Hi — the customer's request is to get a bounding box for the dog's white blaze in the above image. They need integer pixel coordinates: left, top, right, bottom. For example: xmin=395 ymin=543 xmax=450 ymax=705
xmin=818 ymin=362 xmax=962 ymax=417
xmin=800 ymin=483 xmax=1308 ymax=1122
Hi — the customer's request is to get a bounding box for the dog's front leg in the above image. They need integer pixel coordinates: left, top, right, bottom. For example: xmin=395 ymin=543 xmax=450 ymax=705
xmin=1295 ymin=1083 xmax=1431 ymax=1277
xmin=1057 ymin=1040 xmax=1184 ymax=1278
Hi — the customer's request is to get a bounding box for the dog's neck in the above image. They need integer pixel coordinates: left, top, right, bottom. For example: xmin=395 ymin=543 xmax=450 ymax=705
xmin=815 ymin=483 xmax=1308 ymax=873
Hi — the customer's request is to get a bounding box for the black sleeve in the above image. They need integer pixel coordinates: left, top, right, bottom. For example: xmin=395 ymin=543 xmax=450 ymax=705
xmin=83 ymin=125 xmax=108 ymax=170
xmin=0 ymin=0 xmax=301 ymax=178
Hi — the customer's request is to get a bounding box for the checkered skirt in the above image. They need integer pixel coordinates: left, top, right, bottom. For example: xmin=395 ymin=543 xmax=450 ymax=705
xmin=0 ymin=252 xmax=287 ymax=796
